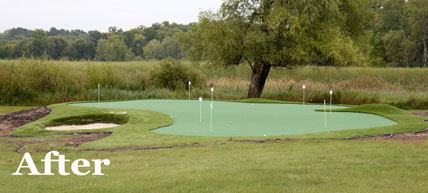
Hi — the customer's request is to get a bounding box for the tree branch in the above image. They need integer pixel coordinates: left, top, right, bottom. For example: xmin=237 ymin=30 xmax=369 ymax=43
xmin=248 ymin=59 xmax=254 ymax=71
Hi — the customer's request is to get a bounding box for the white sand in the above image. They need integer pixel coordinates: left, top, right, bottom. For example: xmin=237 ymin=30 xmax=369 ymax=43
xmin=45 ymin=123 xmax=120 ymax=131
xmin=109 ymin=112 xmax=128 ymax=115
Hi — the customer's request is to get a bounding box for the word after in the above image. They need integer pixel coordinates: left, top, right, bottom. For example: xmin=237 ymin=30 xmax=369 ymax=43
xmin=12 ymin=151 xmax=110 ymax=176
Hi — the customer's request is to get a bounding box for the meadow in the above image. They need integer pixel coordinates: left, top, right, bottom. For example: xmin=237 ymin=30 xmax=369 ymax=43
xmin=0 ymin=59 xmax=427 ymax=109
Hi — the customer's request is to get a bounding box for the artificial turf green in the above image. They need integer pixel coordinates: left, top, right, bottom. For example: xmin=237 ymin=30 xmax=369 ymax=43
xmin=72 ymin=100 xmax=396 ymax=137
xmin=12 ymin=99 xmax=427 ymax=149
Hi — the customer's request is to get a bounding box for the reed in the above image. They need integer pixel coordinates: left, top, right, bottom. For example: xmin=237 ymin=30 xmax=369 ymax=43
xmin=0 ymin=59 xmax=427 ymax=109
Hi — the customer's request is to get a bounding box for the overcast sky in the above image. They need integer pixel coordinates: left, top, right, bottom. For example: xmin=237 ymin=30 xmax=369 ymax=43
xmin=1 ymin=0 xmax=224 ymax=32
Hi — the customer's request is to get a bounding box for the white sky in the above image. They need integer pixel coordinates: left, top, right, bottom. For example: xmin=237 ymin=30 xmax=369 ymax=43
xmin=0 ymin=0 xmax=224 ymax=32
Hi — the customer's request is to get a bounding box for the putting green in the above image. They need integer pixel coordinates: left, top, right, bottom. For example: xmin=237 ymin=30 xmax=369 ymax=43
xmin=71 ymin=100 xmax=397 ymax=137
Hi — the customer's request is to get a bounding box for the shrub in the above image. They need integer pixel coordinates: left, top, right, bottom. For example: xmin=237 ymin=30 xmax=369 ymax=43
xmin=149 ymin=59 xmax=205 ymax=90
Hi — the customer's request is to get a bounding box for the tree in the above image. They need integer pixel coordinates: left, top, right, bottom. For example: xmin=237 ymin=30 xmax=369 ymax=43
xmin=382 ymin=30 xmax=412 ymax=66
xmin=175 ymin=24 xmax=204 ymax=61
xmin=122 ymin=29 xmax=146 ymax=57
xmin=95 ymin=35 xmax=134 ymax=61
xmin=46 ymin=36 xmax=68 ymax=60
xmin=88 ymin=31 xmax=106 ymax=47
xmin=407 ymin=0 xmax=428 ymax=67
xmin=374 ymin=0 xmax=411 ymax=66
xmin=133 ymin=34 xmax=146 ymax=57
xmin=0 ymin=28 xmax=31 ymax=40
xmin=0 ymin=24 xmax=190 ymax=61
xmin=143 ymin=39 xmax=162 ymax=59
xmin=160 ymin=37 xmax=181 ymax=59
xmin=0 ymin=42 xmax=6 ymax=59
xmin=182 ymin=0 xmax=368 ymax=98
xmin=143 ymin=38 xmax=181 ymax=59
xmin=29 ymin=29 xmax=48 ymax=58
xmin=68 ymin=38 xmax=93 ymax=60
xmin=5 ymin=39 xmax=31 ymax=58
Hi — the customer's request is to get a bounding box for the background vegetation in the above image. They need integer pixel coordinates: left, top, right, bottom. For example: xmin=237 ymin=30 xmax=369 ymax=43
xmin=0 ymin=59 xmax=427 ymax=109
xmin=0 ymin=22 xmax=188 ymax=61
xmin=0 ymin=0 xmax=427 ymax=68
xmin=0 ymin=0 xmax=427 ymax=108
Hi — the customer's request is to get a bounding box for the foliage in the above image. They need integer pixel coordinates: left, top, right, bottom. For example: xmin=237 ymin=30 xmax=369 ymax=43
xmin=68 ymin=37 xmax=95 ymax=60
xmin=95 ymin=36 xmax=134 ymax=61
xmin=182 ymin=0 xmax=368 ymax=67
xmin=372 ymin=0 xmax=428 ymax=67
xmin=0 ymin=2 xmax=427 ymax=68
xmin=179 ymin=0 xmax=371 ymax=98
xmin=144 ymin=37 xmax=182 ymax=60
xmin=0 ymin=22 xmax=190 ymax=61
xmin=149 ymin=59 xmax=204 ymax=90
xmin=143 ymin=40 xmax=162 ymax=59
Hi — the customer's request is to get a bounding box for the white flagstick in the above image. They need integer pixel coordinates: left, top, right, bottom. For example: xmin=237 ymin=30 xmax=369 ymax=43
xmin=97 ymin=83 xmax=100 ymax=104
xmin=210 ymin=86 xmax=214 ymax=103
xmin=329 ymin=90 xmax=333 ymax=115
xmin=324 ymin=100 xmax=327 ymax=129
xmin=302 ymin=85 xmax=306 ymax=106
xmin=199 ymin=96 xmax=203 ymax=123
xmin=188 ymin=81 xmax=192 ymax=100
xmin=210 ymin=102 xmax=213 ymax=132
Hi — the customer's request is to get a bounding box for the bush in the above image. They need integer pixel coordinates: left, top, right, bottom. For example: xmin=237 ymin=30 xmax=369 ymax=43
xmin=149 ymin=59 xmax=204 ymax=90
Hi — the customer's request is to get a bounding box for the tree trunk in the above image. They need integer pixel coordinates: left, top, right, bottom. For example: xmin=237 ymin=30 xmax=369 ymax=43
xmin=247 ymin=63 xmax=271 ymax=98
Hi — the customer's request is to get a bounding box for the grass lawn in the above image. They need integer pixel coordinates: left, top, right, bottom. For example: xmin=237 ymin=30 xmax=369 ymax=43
xmin=1 ymin=138 xmax=428 ymax=193
xmin=0 ymin=106 xmax=35 ymax=115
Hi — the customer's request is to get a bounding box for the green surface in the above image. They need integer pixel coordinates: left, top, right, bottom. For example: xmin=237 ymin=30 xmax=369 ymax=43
xmin=72 ymin=100 xmax=396 ymax=137
xmin=12 ymin=100 xmax=427 ymax=149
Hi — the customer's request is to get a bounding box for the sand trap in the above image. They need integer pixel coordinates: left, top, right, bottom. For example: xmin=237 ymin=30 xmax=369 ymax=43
xmin=109 ymin=112 xmax=128 ymax=115
xmin=45 ymin=123 xmax=120 ymax=131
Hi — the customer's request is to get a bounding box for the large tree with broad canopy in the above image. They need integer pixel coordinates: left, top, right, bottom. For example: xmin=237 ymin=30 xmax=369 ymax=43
xmin=178 ymin=0 xmax=369 ymax=98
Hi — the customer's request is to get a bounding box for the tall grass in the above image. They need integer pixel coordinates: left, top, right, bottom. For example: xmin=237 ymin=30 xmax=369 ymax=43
xmin=0 ymin=59 xmax=427 ymax=109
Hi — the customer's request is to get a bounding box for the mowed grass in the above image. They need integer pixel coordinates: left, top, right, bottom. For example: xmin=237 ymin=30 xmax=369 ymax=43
xmin=0 ymin=106 xmax=35 ymax=115
xmin=1 ymin=138 xmax=428 ymax=193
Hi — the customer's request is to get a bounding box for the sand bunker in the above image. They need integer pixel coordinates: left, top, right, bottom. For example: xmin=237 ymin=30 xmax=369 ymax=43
xmin=45 ymin=123 xmax=120 ymax=131
xmin=109 ymin=112 xmax=128 ymax=115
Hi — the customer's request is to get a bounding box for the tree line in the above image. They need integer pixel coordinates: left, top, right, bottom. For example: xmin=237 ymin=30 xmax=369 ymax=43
xmin=0 ymin=0 xmax=426 ymax=68
xmin=0 ymin=21 xmax=189 ymax=61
